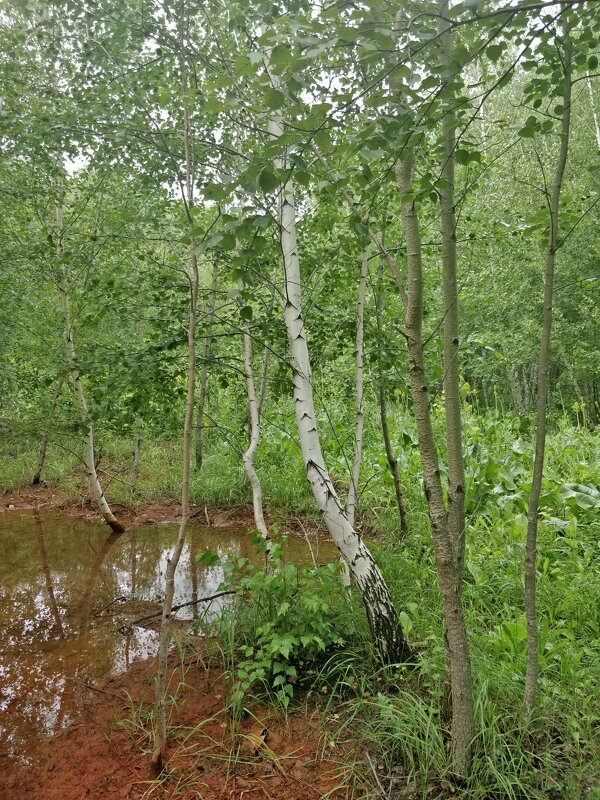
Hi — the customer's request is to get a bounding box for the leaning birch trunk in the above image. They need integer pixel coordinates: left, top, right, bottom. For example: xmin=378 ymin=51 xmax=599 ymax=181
xmin=32 ymin=376 xmax=64 ymax=485
xmin=195 ymin=259 xmax=218 ymax=470
xmin=264 ymin=60 xmax=410 ymax=664
xmin=56 ymin=199 xmax=125 ymax=534
xmin=375 ymin=258 xmax=408 ymax=536
xmin=439 ymin=1 xmax=466 ymax=582
xmin=397 ymin=149 xmax=473 ymax=775
xmin=524 ymin=25 xmax=572 ymax=715
xmin=346 ymin=245 xmax=369 ymax=529
xmin=241 ymin=321 xmax=271 ymax=552
xmin=152 ymin=20 xmax=199 ymax=767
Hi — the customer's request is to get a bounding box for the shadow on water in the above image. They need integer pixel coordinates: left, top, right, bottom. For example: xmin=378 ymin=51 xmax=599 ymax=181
xmin=0 ymin=510 xmax=336 ymax=770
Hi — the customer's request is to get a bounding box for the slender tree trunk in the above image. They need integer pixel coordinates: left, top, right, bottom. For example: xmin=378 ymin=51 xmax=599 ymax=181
xmin=241 ymin=321 xmax=271 ymax=550
xmin=32 ymin=376 xmax=64 ymax=485
xmin=195 ymin=259 xmax=218 ymax=470
xmin=56 ymin=196 xmax=125 ymax=533
xmin=439 ymin=2 xmax=467 ymax=582
xmin=152 ymin=13 xmax=199 ymax=767
xmin=375 ymin=258 xmax=408 ymax=535
xmin=346 ymin=246 xmax=369 ymax=530
xmin=397 ymin=149 xmax=473 ymax=775
xmin=131 ymin=313 xmax=143 ymax=492
xmin=264 ymin=61 xmax=410 ymax=664
xmin=131 ymin=417 xmax=142 ymax=491
xmin=524 ymin=26 xmax=572 ymax=715
xmin=257 ymin=338 xmax=270 ymax=419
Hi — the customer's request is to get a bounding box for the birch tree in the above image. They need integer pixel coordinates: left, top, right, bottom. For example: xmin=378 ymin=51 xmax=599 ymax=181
xmin=263 ymin=43 xmax=411 ymax=664
xmin=56 ymin=182 xmax=126 ymax=534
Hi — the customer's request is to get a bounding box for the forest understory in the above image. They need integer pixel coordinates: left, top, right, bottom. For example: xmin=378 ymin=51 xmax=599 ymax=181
xmin=2 ymin=0 xmax=600 ymax=797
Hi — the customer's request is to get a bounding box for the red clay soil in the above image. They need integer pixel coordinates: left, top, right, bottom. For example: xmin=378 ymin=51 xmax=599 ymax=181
xmin=2 ymin=655 xmax=351 ymax=800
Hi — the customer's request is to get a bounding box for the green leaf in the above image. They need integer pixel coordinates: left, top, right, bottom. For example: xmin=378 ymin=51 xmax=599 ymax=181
xmin=518 ymin=126 xmax=536 ymax=138
xmin=589 ymin=55 xmax=599 ymax=70
xmin=240 ymin=305 xmax=253 ymax=321
xmin=157 ymin=88 xmax=170 ymax=108
xmin=251 ymin=213 xmax=274 ymax=228
xmin=259 ymin=167 xmax=280 ymax=193
xmin=264 ymin=88 xmax=285 ymax=110
xmin=486 ymin=43 xmax=504 ymax=62
xmin=196 ymin=549 xmax=221 ymax=567
xmin=269 ymin=44 xmax=290 ymax=66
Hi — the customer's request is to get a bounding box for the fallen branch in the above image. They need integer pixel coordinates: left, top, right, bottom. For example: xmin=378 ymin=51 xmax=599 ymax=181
xmin=126 ymin=590 xmax=236 ymax=628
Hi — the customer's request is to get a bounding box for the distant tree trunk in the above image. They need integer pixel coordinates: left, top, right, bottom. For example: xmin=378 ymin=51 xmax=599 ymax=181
xmin=56 ymin=194 xmax=125 ymax=534
xmin=346 ymin=246 xmax=369 ymax=530
xmin=241 ymin=320 xmax=271 ymax=551
xmin=397 ymin=146 xmax=473 ymax=775
xmin=525 ymin=25 xmax=572 ymax=715
xmin=152 ymin=16 xmax=199 ymax=768
xmin=375 ymin=258 xmax=408 ymax=536
xmin=586 ymin=74 xmax=600 ymax=150
xmin=195 ymin=259 xmax=218 ymax=470
xmin=131 ymin=417 xmax=142 ymax=491
xmin=265 ymin=54 xmax=411 ymax=665
xmin=32 ymin=376 xmax=64 ymax=485
xmin=131 ymin=313 xmax=143 ymax=492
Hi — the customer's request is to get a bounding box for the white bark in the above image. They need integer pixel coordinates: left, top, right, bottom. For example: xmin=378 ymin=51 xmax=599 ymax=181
xmin=242 ymin=323 xmax=271 ymax=551
xmin=264 ymin=78 xmax=410 ymax=662
xmin=56 ymin=199 xmax=124 ymax=533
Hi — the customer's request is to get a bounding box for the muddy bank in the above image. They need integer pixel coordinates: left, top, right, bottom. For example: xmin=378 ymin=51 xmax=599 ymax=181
xmin=0 ymin=505 xmax=344 ymax=800
xmin=1 ymin=655 xmax=350 ymax=800
xmin=0 ymin=484 xmax=326 ymax=538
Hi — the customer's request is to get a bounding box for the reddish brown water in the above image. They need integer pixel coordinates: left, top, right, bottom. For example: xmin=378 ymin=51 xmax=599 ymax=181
xmin=0 ymin=511 xmax=336 ymax=773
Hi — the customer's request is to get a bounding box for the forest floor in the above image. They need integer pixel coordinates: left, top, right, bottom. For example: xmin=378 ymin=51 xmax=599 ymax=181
xmin=2 ymin=654 xmax=350 ymax=800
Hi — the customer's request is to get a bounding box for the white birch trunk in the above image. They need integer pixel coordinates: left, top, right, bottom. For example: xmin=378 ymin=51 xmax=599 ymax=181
xmin=242 ymin=321 xmax=271 ymax=550
xmin=265 ymin=96 xmax=410 ymax=663
xmin=56 ymin=198 xmax=125 ymax=534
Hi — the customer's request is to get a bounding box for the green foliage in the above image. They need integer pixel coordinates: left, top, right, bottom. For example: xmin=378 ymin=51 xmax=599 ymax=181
xmin=217 ymin=546 xmax=347 ymax=711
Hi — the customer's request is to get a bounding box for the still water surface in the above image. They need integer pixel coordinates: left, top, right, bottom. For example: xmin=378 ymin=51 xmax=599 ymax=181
xmin=0 ymin=511 xmax=336 ymax=766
